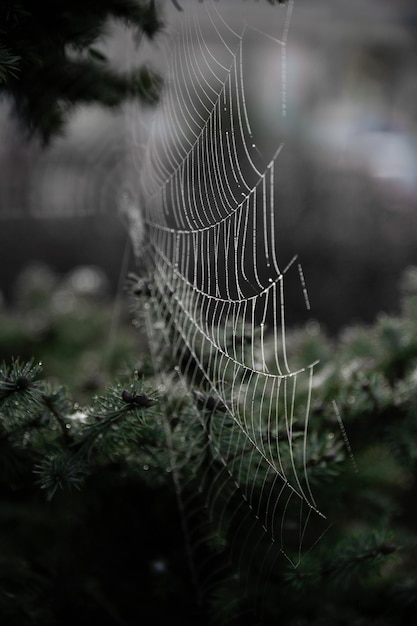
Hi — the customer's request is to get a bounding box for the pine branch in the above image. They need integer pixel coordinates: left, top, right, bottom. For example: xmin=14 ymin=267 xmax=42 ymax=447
xmin=0 ymin=0 xmax=164 ymax=142
xmin=0 ymin=45 xmax=21 ymax=83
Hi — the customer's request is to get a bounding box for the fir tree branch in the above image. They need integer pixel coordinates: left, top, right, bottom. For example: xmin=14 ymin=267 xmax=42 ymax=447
xmin=41 ymin=392 xmax=73 ymax=446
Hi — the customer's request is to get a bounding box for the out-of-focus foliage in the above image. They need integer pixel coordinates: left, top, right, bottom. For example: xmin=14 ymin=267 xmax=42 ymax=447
xmin=0 ymin=262 xmax=141 ymax=401
xmin=0 ymin=0 xmax=163 ymax=142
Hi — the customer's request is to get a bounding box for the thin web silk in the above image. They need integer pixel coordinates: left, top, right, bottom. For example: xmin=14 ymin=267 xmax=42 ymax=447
xmin=129 ymin=0 xmax=330 ymax=594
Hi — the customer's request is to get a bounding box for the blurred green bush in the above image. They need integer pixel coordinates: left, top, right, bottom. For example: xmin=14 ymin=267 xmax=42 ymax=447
xmin=0 ymin=262 xmax=141 ymax=401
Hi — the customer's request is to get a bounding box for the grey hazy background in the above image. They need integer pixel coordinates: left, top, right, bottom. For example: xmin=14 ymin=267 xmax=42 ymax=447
xmin=1 ymin=0 xmax=416 ymax=334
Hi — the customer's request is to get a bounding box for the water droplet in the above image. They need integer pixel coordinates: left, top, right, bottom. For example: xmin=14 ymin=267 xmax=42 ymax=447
xmin=306 ymin=319 xmax=320 ymax=336
xmin=150 ymin=559 xmax=167 ymax=574
xmin=143 ymin=464 xmax=149 ymax=471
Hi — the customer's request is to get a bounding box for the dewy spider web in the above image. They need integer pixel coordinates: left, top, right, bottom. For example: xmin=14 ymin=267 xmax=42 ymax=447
xmin=127 ymin=0 xmax=331 ymax=616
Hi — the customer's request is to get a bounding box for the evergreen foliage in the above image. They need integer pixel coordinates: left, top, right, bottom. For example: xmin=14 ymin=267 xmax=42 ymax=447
xmin=1 ymin=265 xmax=417 ymax=624
xmin=0 ymin=0 xmax=163 ymax=142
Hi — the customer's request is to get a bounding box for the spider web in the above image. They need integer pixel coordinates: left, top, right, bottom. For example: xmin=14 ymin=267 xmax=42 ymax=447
xmin=125 ymin=0 xmax=331 ymax=619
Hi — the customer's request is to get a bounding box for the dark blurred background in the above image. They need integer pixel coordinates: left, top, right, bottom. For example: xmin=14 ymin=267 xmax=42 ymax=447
xmin=1 ymin=0 xmax=416 ymax=335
